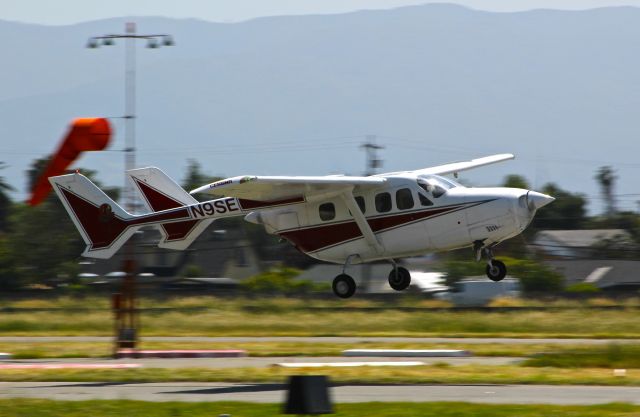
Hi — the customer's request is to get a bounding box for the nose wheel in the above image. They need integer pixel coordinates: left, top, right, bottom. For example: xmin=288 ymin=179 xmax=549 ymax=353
xmin=388 ymin=266 xmax=411 ymax=291
xmin=332 ymin=274 xmax=356 ymax=298
xmin=486 ymin=259 xmax=507 ymax=282
xmin=475 ymin=241 xmax=507 ymax=282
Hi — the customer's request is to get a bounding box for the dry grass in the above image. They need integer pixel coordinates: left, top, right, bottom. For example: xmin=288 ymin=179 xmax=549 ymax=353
xmin=1 ymin=400 xmax=639 ymax=417
xmin=1 ymin=296 xmax=640 ymax=337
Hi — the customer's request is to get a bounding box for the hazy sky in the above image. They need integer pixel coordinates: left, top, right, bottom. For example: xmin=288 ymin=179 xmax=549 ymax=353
xmin=2 ymin=0 xmax=638 ymax=25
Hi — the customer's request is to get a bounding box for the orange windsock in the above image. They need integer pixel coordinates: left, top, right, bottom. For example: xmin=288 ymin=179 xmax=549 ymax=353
xmin=29 ymin=117 xmax=112 ymax=206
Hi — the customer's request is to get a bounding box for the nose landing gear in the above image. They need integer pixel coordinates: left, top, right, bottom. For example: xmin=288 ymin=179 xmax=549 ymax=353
xmin=486 ymin=259 xmax=507 ymax=282
xmin=474 ymin=241 xmax=507 ymax=282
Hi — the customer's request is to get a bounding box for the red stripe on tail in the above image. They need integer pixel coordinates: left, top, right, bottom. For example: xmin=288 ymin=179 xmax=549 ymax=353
xmin=59 ymin=187 xmax=129 ymax=250
xmin=134 ymin=179 xmax=200 ymax=242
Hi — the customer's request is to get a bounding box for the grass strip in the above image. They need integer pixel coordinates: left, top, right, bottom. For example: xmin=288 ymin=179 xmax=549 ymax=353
xmin=3 ymin=308 xmax=640 ymax=338
xmin=1 ymin=364 xmax=639 ymax=385
xmin=524 ymin=344 xmax=640 ymax=368
xmin=0 ymin=399 xmax=639 ymax=417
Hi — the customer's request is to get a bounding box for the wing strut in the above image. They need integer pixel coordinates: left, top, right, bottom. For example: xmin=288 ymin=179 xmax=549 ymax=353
xmin=340 ymin=190 xmax=384 ymax=255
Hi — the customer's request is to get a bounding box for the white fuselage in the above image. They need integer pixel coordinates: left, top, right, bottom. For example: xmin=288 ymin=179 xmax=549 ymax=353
xmin=246 ymin=174 xmax=542 ymax=264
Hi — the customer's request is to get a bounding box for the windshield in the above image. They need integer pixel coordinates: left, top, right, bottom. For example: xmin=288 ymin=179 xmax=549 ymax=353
xmin=417 ymin=175 xmax=460 ymax=198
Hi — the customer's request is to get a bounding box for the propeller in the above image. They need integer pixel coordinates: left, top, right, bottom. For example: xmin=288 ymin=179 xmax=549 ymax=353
xmin=526 ymin=191 xmax=555 ymax=211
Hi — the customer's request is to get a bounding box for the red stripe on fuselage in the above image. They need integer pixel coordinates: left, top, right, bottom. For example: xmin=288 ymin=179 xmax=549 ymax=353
xmin=134 ymin=179 xmax=200 ymax=241
xmin=238 ymin=196 xmax=304 ymax=210
xmin=278 ymin=205 xmax=461 ymax=253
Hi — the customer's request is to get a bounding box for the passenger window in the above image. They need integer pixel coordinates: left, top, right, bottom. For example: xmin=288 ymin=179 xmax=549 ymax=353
xmin=355 ymin=196 xmax=366 ymax=214
xmin=375 ymin=192 xmax=392 ymax=213
xmin=319 ymin=202 xmax=335 ymax=221
xmin=419 ymin=193 xmax=433 ymax=207
xmin=395 ymin=188 xmax=414 ymax=210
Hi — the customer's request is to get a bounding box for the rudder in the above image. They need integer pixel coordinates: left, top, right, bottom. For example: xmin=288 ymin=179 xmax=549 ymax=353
xmin=49 ymin=173 xmax=139 ymax=259
xmin=127 ymin=167 xmax=213 ymax=250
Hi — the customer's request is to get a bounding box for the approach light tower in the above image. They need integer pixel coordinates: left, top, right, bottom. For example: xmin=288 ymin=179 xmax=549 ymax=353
xmin=87 ymin=22 xmax=174 ymax=210
xmin=87 ymin=23 xmax=174 ymax=353
xmin=360 ymin=135 xmax=384 ymax=293
xmin=361 ymin=135 xmax=384 ymax=176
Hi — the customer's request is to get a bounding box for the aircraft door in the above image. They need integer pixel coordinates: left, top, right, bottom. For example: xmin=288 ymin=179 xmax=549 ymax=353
xmin=276 ymin=211 xmax=300 ymax=231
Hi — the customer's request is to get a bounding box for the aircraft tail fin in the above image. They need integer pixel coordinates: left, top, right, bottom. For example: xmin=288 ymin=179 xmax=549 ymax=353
xmin=49 ymin=173 xmax=139 ymax=259
xmin=127 ymin=167 xmax=213 ymax=250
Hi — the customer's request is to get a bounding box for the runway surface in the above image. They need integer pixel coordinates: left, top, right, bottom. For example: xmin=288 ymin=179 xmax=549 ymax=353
xmin=1 ymin=336 xmax=638 ymax=344
xmin=2 ymin=382 xmax=640 ymax=404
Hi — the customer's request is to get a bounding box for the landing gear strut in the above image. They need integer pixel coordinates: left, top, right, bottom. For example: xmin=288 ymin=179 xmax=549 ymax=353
xmin=474 ymin=241 xmax=507 ymax=282
xmin=388 ymin=261 xmax=411 ymax=291
xmin=332 ymin=255 xmax=358 ymax=298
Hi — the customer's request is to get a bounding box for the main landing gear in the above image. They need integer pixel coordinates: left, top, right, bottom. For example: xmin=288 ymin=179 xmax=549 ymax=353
xmin=388 ymin=262 xmax=411 ymax=291
xmin=332 ymin=274 xmax=356 ymax=299
xmin=474 ymin=241 xmax=507 ymax=282
xmin=331 ymin=258 xmax=412 ymax=298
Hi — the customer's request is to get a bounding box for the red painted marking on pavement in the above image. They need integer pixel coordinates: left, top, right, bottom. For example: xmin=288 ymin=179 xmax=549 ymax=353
xmin=0 ymin=363 xmax=141 ymax=369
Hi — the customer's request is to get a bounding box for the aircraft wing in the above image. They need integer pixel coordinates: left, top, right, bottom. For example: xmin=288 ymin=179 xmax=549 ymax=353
xmin=190 ymin=175 xmax=386 ymax=201
xmin=411 ymin=153 xmax=515 ymax=176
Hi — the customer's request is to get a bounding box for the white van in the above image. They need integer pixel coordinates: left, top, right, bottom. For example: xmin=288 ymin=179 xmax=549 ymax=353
xmin=435 ymin=277 xmax=520 ymax=306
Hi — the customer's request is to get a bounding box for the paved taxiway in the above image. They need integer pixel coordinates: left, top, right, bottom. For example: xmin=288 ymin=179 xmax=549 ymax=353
xmin=0 ymin=356 xmax=520 ymax=368
xmin=2 ymin=382 xmax=640 ymax=404
xmin=1 ymin=336 xmax=638 ymax=344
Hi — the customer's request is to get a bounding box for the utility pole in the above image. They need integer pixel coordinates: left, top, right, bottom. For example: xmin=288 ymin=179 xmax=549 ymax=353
xmin=361 ymin=135 xmax=384 ymax=176
xmin=87 ymin=23 xmax=174 ymax=354
xmin=360 ymin=135 xmax=384 ymax=293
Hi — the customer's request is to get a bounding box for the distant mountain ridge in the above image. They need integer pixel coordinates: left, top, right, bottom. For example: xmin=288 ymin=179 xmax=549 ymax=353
xmin=1 ymin=4 xmax=639 ymax=213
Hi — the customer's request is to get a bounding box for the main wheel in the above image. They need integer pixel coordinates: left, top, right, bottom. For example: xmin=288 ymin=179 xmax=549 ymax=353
xmin=388 ymin=266 xmax=411 ymax=291
xmin=332 ymin=274 xmax=356 ymax=298
xmin=486 ymin=260 xmax=507 ymax=282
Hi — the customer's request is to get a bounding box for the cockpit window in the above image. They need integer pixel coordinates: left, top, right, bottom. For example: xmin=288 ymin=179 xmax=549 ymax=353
xmin=417 ymin=176 xmax=459 ymax=199
xmin=419 ymin=193 xmax=433 ymax=206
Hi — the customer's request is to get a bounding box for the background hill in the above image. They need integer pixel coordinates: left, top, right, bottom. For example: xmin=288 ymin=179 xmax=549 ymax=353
xmin=1 ymin=4 xmax=639 ymax=213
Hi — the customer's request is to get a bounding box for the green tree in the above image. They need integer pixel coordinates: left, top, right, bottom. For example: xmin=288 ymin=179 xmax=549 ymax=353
xmin=9 ymin=198 xmax=84 ymax=283
xmin=440 ymin=257 xmax=564 ymax=295
xmin=0 ymin=236 xmax=22 ymax=289
xmin=239 ymin=266 xmax=321 ymax=294
xmin=532 ymin=183 xmax=587 ymax=230
xmin=502 ymin=174 xmax=530 ymax=190
xmin=181 ymin=159 xmax=222 ymax=201
xmin=0 ymin=163 xmax=14 ymax=232
xmin=595 ymin=166 xmax=617 ymax=217
xmin=6 ymin=158 xmax=119 ymax=285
